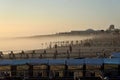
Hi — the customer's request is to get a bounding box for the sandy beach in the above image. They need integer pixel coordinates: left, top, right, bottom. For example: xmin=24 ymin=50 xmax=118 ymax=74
xmin=1 ymin=34 xmax=120 ymax=59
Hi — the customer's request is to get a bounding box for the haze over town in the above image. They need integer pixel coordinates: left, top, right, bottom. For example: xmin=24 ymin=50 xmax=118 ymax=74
xmin=0 ymin=0 xmax=120 ymax=37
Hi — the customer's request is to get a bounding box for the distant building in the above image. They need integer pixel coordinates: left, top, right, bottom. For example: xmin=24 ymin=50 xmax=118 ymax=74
xmin=57 ymin=24 xmax=120 ymax=35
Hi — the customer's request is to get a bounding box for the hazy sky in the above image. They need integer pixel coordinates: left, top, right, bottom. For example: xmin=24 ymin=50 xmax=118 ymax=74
xmin=0 ymin=0 xmax=120 ymax=37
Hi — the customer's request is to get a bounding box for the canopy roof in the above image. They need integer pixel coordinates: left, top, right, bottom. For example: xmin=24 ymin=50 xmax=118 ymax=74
xmin=111 ymin=52 xmax=120 ymax=58
xmin=104 ymin=58 xmax=120 ymax=64
xmin=0 ymin=58 xmax=120 ymax=66
xmin=67 ymin=59 xmax=84 ymax=66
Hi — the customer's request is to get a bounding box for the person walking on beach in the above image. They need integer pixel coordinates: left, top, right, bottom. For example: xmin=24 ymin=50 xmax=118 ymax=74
xmin=19 ymin=50 xmax=25 ymax=59
xmin=69 ymin=45 xmax=72 ymax=53
xmin=54 ymin=50 xmax=58 ymax=59
xmin=44 ymin=50 xmax=46 ymax=54
xmin=31 ymin=50 xmax=35 ymax=58
xmin=67 ymin=50 xmax=70 ymax=59
xmin=54 ymin=44 xmax=57 ymax=49
xmin=9 ymin=51 xmax=15 ymax=59
xmin=0 ymin=51 xmax=3 ymax=59
xmin=26 ymin=54 xmax=29 ymax=59
xmin=39 ymin=54 xmax=42 ymax=59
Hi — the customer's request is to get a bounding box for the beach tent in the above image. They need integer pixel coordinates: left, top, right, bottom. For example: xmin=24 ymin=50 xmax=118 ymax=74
xmin=0 ymin=59 xmax=29 ymax=66
xmin=29 ymin=59 xmax=48 ymax=65
xmin=111 ymin=52 xmax=120 ymax=58
xmin=104 ymin=58 xmax=120 ymax=65
xmin=0 ymin=58 xmax=120 ymax=66
xmin=0 ymin=59 xmax=49 ymax=66
xmin=0 ymin=60 xmax=12 ymax=66
xmin=67 ymin=59 xmax=84 ymax=66
xmin=85 ymin=58 xmax=103 ymax=65
xmin=11 ymin=59 xmax=29 ymax=65
xmin=49 ymin=59 xmax=66 ymax=65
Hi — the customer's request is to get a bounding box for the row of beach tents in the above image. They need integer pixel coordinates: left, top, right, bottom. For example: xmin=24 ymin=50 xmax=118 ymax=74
xmin=0 ymin=52 xmax=120 ymax=66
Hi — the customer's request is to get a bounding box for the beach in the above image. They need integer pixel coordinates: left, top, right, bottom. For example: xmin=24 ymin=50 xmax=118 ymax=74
xmin=1 ymin=33 xmax=120 ymax=59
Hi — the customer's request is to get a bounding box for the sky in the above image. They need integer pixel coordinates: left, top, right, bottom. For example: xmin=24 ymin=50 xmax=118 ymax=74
xmin=0 ymin=0 xmax=120 ymax=37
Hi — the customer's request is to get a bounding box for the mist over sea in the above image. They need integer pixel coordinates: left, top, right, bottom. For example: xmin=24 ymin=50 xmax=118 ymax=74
xmin=0 ymin=35 xmax=92 ymax=53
